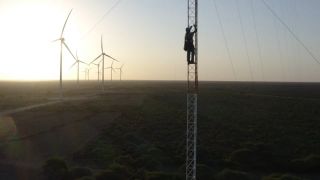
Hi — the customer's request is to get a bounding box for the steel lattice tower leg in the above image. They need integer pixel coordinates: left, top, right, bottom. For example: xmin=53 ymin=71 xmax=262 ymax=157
xmin=186 ymin=0 xmax=198 ymax=180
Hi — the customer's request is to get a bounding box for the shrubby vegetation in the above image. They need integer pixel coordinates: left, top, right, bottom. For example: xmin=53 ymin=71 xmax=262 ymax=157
xmin=43 ymin=157 xmax=69 ymax=180
xmin=291 ymin=154 xmax=320 ymax=173
xmin=215 ymin=169 xmax=253 ymax=180
xmin=43 ymin=82 xmax=320 ymax=179
xmin=43 ymin=157 xmax=93 ymax=180
xmin=262 ymin=173 xmax=304 ymax=180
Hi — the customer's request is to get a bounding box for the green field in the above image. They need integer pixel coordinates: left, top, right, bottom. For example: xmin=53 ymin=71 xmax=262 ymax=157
xmin=1 ymin=81 xmax=320 ymax=179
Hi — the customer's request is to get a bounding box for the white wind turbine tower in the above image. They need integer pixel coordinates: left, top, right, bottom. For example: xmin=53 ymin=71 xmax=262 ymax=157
xmin=91 ymin=60 xmax=102 ymax=82
xmin=90 ymin=35 xmax=118 ymax=91
xmin=53 ymin=9 xmax=76 ymax=98
xmin=70 ymin=51 xmax=88 ymax=85
xmin=81 ymin=69 xmax=85 ymax=80
xmin=86 ymin=67 xmax=92 ymax=81
xmin=115 ymin=64 xmax=124 ymax=81
xmin=105 ymin=61 xmax=116 ymax=81
xmin=82 ymin=68 xmax=89 ymax=80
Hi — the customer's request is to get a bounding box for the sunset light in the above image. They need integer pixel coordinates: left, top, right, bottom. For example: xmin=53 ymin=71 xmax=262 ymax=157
xmin=1 ymin=1 xmax=320 ymax=180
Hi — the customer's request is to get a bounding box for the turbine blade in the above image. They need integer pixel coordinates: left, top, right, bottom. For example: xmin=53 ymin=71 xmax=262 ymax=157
xmin=101 ymin=35 xmax=103 ymax=53
xmin=60 ymin=9 xmax=73 ymax=38
xmin=104 ymin=54 xmax=119 ymax=62
xmin=52 ymin=38 xmax=61 ymax=43
xmin=120 ymin=64 xmax=124 ymax=69
xmin=90 ymin=54 xmax=102 ymax=64
xmin=63 ymin=42 xmax=77 ymax=60
xmin=79 ymin=60 xmax=88 ymax=65
xmin=69 ymin=61 xmax=77 ymax=69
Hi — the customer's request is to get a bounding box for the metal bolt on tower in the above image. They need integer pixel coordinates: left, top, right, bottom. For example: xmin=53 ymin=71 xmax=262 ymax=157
xmin=186 ymin=0 xmax=198 ymax=180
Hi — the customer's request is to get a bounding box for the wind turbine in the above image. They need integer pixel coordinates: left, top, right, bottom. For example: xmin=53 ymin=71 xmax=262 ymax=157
xmin=105 ymin=61 xmax=116 ymax=81
xmin=90 ymin=35 xmax=118 ymax=91
xmin=91 ymin=60 xmax=102 ymax=82
xmin=115 ymin=64 xmax=124 ymax=81
xmin=84 ymin=67 xmax=91 ymax=81
xmin=70 ymin=51 xmax=88 ymax=85
xmin=53 ymin=9 xmax=76 ymax=98
xmin=82 ymin=68 xmax=89 ymax=80
xmin=87 ymin=68 xmax=91 ymax=80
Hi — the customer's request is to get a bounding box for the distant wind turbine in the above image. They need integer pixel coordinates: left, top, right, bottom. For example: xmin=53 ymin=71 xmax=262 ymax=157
xmin=87 ymin=68 xmax=91 ymax=81
xmin=105 ymin=61 xmax=116 ymax=81
xmin=70 ymin=51 xmax=88 ymax=85
xmin=82 ymin=68 xmax=89 ymax=80
xmin=53 ymin=9 xmax=76 ymax=98
xmin=91 ymin=60 xmax=102 ymax=82
xmin=90 ymin=35 xmax=118 ymax=91
xmin=115 ymin=64 xmax=124 ymax=81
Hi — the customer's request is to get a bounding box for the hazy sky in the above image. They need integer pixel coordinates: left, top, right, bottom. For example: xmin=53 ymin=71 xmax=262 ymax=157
xmin=0 ymin=0 xmax=320 ymax=81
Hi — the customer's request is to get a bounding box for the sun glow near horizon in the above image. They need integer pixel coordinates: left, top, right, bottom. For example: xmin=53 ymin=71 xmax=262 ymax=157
xmin=0 ymin=1 xmax=86 ymax=80
xmin=0 ymin=0 xmax=184 ymax=81
xmin=0 ymin=0 xmax=143 ymax=81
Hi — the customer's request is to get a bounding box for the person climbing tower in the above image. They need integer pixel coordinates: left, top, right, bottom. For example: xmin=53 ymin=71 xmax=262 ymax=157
xmin=184 ymin=24 xmax=197 ymax=64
